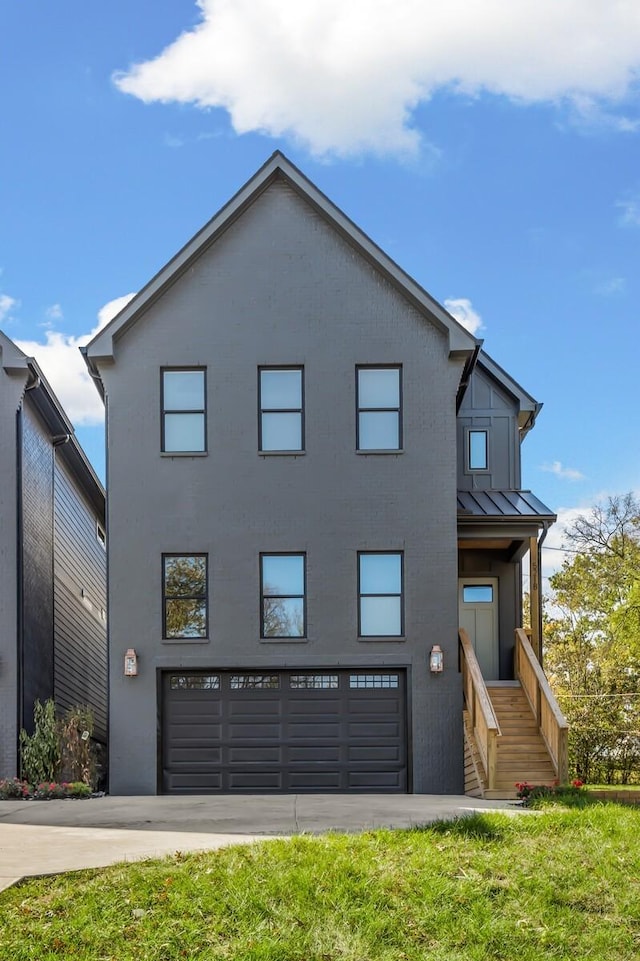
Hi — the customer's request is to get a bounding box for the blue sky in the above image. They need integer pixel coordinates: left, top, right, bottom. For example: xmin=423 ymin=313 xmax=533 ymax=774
xmin=2 ymin=1 xmax=640 ymax=575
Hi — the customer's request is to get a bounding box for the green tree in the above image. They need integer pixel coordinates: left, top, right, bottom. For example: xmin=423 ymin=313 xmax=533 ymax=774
xmin=544 ymin=494 xmax=640 ymax=783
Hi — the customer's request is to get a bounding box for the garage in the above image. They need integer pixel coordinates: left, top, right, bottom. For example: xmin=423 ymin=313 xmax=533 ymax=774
xmin=161 ymin=669 xmax=408 ymax=793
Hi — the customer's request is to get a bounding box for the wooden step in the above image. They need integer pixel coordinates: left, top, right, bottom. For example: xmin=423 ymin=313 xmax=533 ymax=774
xmin=465 ymin=681 xmax=559 ymax=800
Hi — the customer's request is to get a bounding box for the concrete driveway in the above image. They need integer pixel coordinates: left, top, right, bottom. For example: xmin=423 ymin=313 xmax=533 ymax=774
xmin=0 ymin=793 xmax=518 ymax=892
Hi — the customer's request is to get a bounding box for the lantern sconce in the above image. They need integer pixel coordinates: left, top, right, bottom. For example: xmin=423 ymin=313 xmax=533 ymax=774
xmin=124 ymin=648 xmax=138 ymax=677
xmin=429 ymin=644 xmax=444 ymax=674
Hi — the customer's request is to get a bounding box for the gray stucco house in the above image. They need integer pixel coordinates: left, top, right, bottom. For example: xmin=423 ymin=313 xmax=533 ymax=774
xmin=85 ymin=153 xmax=566 ymax=797
xmin=0 ymin=332 xmax=107 ymax=781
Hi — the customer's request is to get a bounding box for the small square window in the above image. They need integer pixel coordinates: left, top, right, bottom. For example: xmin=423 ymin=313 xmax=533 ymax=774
xmin=357 ymin=367 xmax=402 ymax=450
xmin=163 ymin=554 xmax=208 ymax=638
xmin=261 ymin=553 xmax=306 ymax=638
xmin=96 ymin=522 xmax=106 ymax=550
xmin=358 ymin=552 xmax=403 ymax=637
xmin=259 ymin=368 xmax=303 ymax=452
xmin=162 ymin=369 xmax=206 ymax=453
xmin=467 ymin=429 xmax=488 ymax=471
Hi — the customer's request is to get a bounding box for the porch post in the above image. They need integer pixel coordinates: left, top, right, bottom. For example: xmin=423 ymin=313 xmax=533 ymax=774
xmin=529 ymin=534 xmax=541 ymax=663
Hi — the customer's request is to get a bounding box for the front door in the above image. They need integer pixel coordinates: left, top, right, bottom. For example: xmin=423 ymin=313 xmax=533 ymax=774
xmin=458 ymin=577 xmax=499 ymax=679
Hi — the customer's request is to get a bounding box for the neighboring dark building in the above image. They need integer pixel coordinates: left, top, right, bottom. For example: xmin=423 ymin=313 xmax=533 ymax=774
xmin=0 ymin=331 xmax=107 ymax=780
xmin=85 ymin=153 xmax=565 ymax=797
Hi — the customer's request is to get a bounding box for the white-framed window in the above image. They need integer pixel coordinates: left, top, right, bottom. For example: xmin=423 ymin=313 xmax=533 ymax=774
xmin=356 ymin=366 xmax=402 ymax=450
xmin=259 ymin=367 xmax=304 ymax=452
xmin=358 ymin=552 xmax=403 ymax=637
xmin=161 ymin=368 xmax=206 ymax=453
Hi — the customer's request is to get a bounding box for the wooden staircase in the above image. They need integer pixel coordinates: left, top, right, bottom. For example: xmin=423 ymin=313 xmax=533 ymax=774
xmin=461 ymin=628 xmax=568 ymax=800
xmin=486 ymin=683 xmax=556 ymax=798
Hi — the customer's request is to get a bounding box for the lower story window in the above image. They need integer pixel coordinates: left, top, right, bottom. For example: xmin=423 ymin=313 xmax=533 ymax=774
xmin=261 ymin=553 xmax=306 ymax=638
xmin=163 ymin=554 xmax=208 ymax=638
xmin=358 ymin=552 xmax=403 ymax=637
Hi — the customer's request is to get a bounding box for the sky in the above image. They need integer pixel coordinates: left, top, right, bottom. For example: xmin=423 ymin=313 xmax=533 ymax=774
xmin=1 ymin=0 xmax=640 ymax=583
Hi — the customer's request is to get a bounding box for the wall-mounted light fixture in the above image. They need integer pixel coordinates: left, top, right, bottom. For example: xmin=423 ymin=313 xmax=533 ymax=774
xmin=124 ymin=648 xmax=138 ymax=677
xmin=429 ymin=644 xmax=444 ymax=673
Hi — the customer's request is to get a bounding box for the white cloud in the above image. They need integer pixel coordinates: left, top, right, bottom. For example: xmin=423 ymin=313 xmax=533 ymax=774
xmin=95 ymin=294 xmax=136 ymax=331
xmin=540 ymin=505 xmax=589 ymax=582
xmin=594 ymin=276 xmax=626 ymax=295
xmin=114 ymin=0 xmax=640 ymax=156
xmin=617 ymin=196 xmax=640 ymax=227
xmin=444 ymin=297 xmax=484 ymax=335
xmin=45 ymin=303 xmax=63 ymax=320
xmin=15 ymin=293 xmax=136 ymax=427
xmin=541 ymin=460 xmax=585 ymax=481
xmin=0 ymin=293 xmax=17 ymax=323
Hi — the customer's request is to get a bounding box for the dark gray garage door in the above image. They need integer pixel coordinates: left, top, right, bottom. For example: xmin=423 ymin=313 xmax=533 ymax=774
xmin=161 ymin=669 xmax=407 ymax=793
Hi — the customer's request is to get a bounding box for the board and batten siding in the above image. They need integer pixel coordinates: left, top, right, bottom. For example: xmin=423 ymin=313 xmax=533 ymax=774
xmin=457 ymin=366 xmax=520 ymax=491
xmin=53 ymin=452 xmax=107 ymax=741
xmin=20 ymin=403 xmax=55 ymax=731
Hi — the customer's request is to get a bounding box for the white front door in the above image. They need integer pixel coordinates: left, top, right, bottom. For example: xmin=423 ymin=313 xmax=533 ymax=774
xmin=458 ymin=577 xmax=499 ymax=680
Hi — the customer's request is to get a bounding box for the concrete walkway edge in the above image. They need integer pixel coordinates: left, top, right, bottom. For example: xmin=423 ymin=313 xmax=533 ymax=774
xmin=0 ymin=794 xmax=521 ymax=889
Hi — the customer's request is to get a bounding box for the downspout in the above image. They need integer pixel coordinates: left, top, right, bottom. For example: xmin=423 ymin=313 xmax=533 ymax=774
xmin=15 ymin=408 xmax=24 ymax=762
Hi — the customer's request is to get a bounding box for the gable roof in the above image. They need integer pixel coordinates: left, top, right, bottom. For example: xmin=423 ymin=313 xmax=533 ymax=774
xmin=476 ymin=351 xmax=542 ymax=436
xmin=1 ymin=329 xmax=105 ymax=516
xmin=84 ymin=151 xmax=480 ymax=384
xmin=0 ymin=329 xmax=29 ymax=373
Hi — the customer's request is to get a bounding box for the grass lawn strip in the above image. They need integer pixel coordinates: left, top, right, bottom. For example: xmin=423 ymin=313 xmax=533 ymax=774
xmin=1 ymin=802 xmax=639 ymax=960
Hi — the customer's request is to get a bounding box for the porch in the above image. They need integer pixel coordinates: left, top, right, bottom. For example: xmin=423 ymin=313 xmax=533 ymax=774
xmin=457 ymin=488 xmax=567 ymax=799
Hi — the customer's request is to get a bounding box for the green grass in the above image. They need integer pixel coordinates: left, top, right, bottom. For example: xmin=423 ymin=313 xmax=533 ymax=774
xmin=2 ymin=803 xmax=639 ymax=960
xmin=587 ymin=784 xmax=640 ymax=791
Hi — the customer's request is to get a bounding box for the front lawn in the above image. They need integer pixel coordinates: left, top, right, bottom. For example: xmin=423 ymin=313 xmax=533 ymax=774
xmin=1 ymin=802 xmax=639 ymax=960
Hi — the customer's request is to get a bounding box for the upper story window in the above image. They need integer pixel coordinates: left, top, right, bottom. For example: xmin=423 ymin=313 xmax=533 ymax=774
xmin=357 ymin=366 xmax=402 ymax=451
xmin=467 ymin=429 xmax=488 ymax=471
xmin=358 ymin=552 xmax=403 ymax=637
xmin=96 ymin=521 xmax=106 ymax=550
xmin=259 ymin=367 xmax=304 ymax=452
xmin=163 ymin=554 xmax=208 ymax=639
xmin=261 ymin=553 xmax=306 ymax=638
xmin=162 ymin=368 xmax=206 ymax=453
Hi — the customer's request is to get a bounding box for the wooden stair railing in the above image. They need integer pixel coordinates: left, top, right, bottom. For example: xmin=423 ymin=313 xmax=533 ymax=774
xmin=514 ymin=627 xmax=569 ymax=785
xmin=459 ymin=628 xmax=501 ymax=793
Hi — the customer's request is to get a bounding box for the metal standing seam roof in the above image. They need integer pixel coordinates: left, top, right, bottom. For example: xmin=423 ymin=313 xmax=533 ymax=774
xmin=457 ymin=490 xmax=556 ymax=521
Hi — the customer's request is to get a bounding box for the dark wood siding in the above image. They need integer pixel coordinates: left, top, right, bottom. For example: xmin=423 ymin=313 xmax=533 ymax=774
xmin=20 ymin=404 xmax=55 ymax=731
xmin=162 ymin=669 xmax=408 ymax=794
xmin=53 ymin=453 xmax=107 ymax=741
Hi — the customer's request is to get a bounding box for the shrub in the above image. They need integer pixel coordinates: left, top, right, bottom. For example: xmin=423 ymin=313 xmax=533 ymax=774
xmin=515 ymin=779 xmax=588 ymax=806
xmin=65 ymin=781 xmax=92 ymax=798
xmin=31 ymin=781 xmax=92 ymax=800
xmin=19 ymin=699 xmax=60 ymax=784
xmin=32 ymin=782 xmax=67 ymax=800
xmin=58 ymin=706 xmax=97 ymax=789
xmin=19 ymin=700 xmax=99 ymax=790
xmin=0 ymin=778 xmax=30 ymax=800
